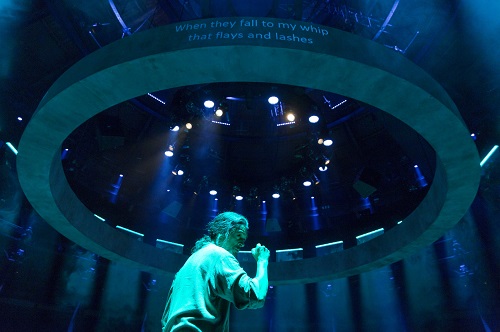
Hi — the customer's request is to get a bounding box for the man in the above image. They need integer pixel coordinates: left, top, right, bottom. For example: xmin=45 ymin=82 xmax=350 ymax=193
xmin=161 ymin=211 xmax=270 ymax=332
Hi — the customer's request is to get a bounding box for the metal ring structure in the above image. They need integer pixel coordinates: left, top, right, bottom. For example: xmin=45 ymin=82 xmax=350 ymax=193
xmin=17 ymin=17 xmax=480 ymax=284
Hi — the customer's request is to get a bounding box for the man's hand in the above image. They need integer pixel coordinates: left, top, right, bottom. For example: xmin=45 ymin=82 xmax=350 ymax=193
xmin=251 ymin=243 xmax=270 ymax=300
xmin=251 ymin=243 xmax=270 ymax=262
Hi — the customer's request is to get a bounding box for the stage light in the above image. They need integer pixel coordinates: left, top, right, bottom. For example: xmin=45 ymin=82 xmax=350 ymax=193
xmin=94 ymin=214 xmax=106 ymax=221
xmin=209 ymin=190 xmax=217 ymax=196
xmin=17 ymin=117 xmax=22 ymax=121
xmin=480 ymin=145 xmax=499 ymax=167
xmin=309 ymin=115 xmax=319 ymax=123
xmin=171 ymin=125 xmax=180 ymax=132
xmin=317 ymin=138 xmax=324 ymax=145
xmin=116 ymin=225 xmax=144 ymax=238
xmin=268 ymin=96 xmax=279 ymax=105
xmin=164 ymin=151 xmax=173 ymax=157
xmin=119 ymin=174 xmax=123 ymax=177
xmin=186 ymin=122 xmax=192 ymax=129
xmin=323 ymin=139 xmax=333 ymax=146
xmin=177 ymin=169 xmax=184 ymax=176
xmin=319 ymin=166 xmax=328 ymax=172
xmin=303 ymin=180 xmax=312 ymax=187
xmin=356 ymin=228 xmax=384 ymax=245
xmin=212 ymin=120 xmax=230 ymax=126
xmin=286 ymin=113 xmax=295 ymax=122
xmin=272 ymin=193 xmax=280 ymax=198
xmin=215 ymin=108 xmax=223 ymax=117
xmin=147 ymin=93 xmax=166 ymax=104
xmin=204 ymin=100 xmax=214 ymax=108
xmin=5 ymin=142 xmax=18 ymax=155
xmin=235 ymin=195 xmax=243 ymax=201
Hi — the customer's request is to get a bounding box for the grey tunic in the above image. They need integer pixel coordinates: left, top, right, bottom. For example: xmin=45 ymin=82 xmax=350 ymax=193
xmin=162 ymin=243 xmax=265 ymax=331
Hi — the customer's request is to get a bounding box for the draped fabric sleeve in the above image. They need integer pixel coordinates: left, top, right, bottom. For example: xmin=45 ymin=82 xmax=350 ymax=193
xmin=213 ymin=254 xmax=265 ymax=310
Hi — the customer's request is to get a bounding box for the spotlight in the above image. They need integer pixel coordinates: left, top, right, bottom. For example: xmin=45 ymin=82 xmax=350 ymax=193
xmin=17 ymin=117 xmax=23 ymax=121
xmin=164 ymin=151 xmax=174 ymax=157
xmin=323 ymin=156 xmax=330 ymax=165
xmin=209 ymin=190 xmax=217 ymax=196
xmin=235 ymin=195 xmax=243 ymax=201
xmin=268 ymin=96 xmax=279 ymax=105
xmin=286 ymin=113 xmax=295 ymax=122
xmin=303 ymin=180 xmax=312 ymax=187
xmin=309 ymin=115 xmax=319 ymax=123
xmin=171 ymin=125 xmax=180 ymax=132
xmin=319 ymin=166 xmax=328 ymax=172
xmin=272 ymin=193 xmax=280 ymax=199
xmin=204 ymin=100 xmax=215 ymax=108
xmin=186 ymin=122 xmax=193 ymax=129
xmin=323 ymin=139 xmax=333 ymax=146
xmin=317 ymin=138 xmax=324 ymax=145
xmin=177 ymin=169 xmax=184 ymax=176
xmin=215 ymin=108 xmax=223 ymax=117
xmin=119 ymin=174 xmax=124 ymax=177
xmin=313 ymin=174 xmax=320 ymax=185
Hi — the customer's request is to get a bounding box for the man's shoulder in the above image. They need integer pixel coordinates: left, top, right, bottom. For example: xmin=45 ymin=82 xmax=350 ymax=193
xmin=197 ymin=243 xmax=230 ymax=257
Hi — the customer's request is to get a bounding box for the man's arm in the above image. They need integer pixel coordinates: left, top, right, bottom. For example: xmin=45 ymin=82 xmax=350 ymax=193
xmin=251 ymin=244 xmax=270 ymax=300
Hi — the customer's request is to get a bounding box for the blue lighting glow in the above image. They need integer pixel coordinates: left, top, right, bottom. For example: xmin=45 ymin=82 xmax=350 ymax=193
xmin=164 ymin=151 xmax=174 ymax=157
xmin=171 ymin=126 xmax=180 ymax=131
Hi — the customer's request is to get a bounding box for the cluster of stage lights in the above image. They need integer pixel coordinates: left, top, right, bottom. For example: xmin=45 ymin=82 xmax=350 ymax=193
xmin=204 ymin=96 xmax=300 ymax=124
xmin=202 ymin=96 xmax=337 ymax=133
xmin=164 ymin=95 xmax=335 ymax=193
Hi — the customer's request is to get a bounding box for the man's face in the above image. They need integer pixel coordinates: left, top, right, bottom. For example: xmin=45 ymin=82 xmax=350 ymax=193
xmin=221 ymin=225 xmax=248 ymax=256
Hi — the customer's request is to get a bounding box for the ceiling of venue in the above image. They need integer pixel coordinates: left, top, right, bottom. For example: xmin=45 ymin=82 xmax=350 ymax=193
xmin=1 ymin=0 xmax=498 ymax=261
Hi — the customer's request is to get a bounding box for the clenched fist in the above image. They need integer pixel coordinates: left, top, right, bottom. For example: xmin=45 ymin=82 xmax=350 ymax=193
xmin=251 ymin=243 xmax=270 ymax=261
